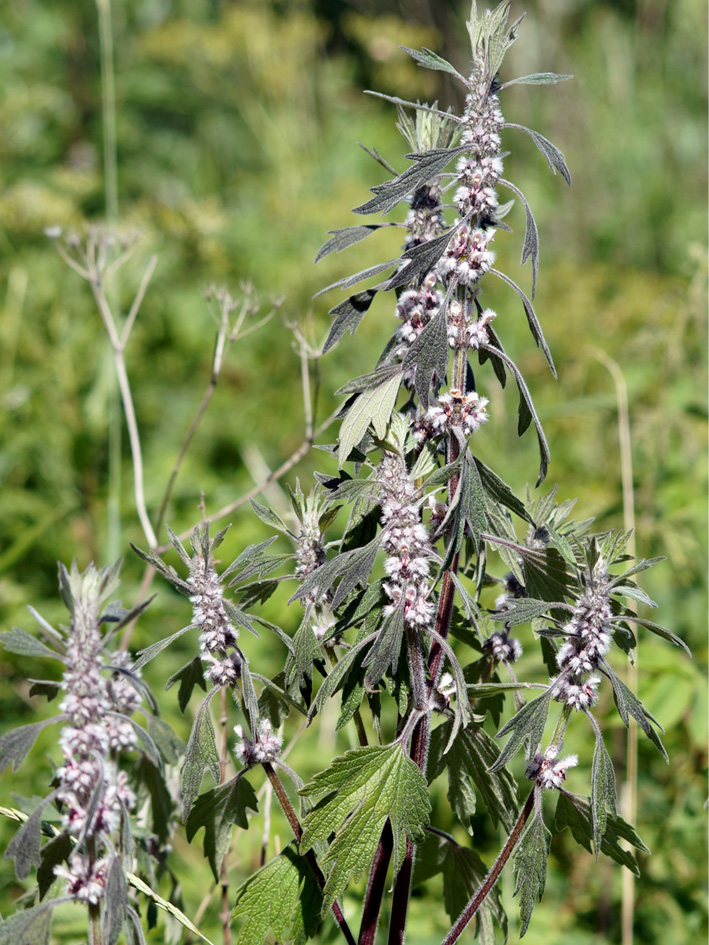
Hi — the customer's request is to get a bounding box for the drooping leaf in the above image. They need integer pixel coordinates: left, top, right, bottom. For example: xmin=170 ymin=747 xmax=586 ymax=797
xmin=616 ymin=613 xmax=691 ymax=655
xmin=504 ymin=123 xmax=572 ymax=184
xmin=299 ymin=744 xmax=431 ymax=915
xmin=103 ymin=856 xmax=128 ymax=945
xmin=498 ymin=178 xmax=539 ymax=297
xmin=284 ymin=619 xmax=322 ymax=697
xmin=0 ymin=719 xmax=57 ymax=775
xmin=315 ymin=224 xmax=391 ymax=263
xmin=513 ymin=808 xmax=551 ymax=937
xmin=603 ymin=666 xmax=668 ymax=762
xmin=37 ymin=831 xmax=72 ymax=899
xmin=362 ymin=605 xmax=405 ymax=690
xmin=232 ymin=844 xmax=322 ymax=945
xmin=6 ymin=792 xmax=57 ymax=880
xmin=182 ymin=694 xmax=221 ymax=820
xmin=186 ymin=775 xmax=258 ymax=882
xmin=381 ymin=229 xmax=455 ymax=291
xmin=132 ymin=756 xmax=175 ymax=845
xmin=474 ymin=456 xmax=534 ymax=524
xmin=489 ymin=268 xmax=555 ymax=375
xmin=555 ymin=792 xmax=649 ymax=875
xmin=323 ymin=289 xmax=378 ymax=353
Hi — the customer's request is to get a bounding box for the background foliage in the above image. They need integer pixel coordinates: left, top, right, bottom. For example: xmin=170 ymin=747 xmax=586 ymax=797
xmin=0 ymin=0 xmax=706 ymax=942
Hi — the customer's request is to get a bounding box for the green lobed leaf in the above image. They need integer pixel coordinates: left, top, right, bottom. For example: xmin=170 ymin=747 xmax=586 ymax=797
xmin=166 ymin=657 xmax=207 ymax=713
xmin=181 ymin=694 xmax=221 ymax=820
xmin=555 ymin=792 xmax=649 ymax=875
xmin=402 ymin=307 xmax=449 ymax=409
xmin=291 ymin=535 xmax=382 ymax=611
xmin=590 ymin=729 xmax=617 ymax=854
xmin=381 ymin=229 xmax=455 ymax=292
xmin=603 ymin=666 xmax=668 ymax=762
xmin=513 ymin=808 xmax=551 ymax=937
xmin=299 ymin=744 xmax=431 ymax=915
xmin=308 ymin=634 xmax=376 ymax=722
xmin=186 ymin=775 xmax=258 ymax=882
xmin=0 ymin=902 xmax=55 ymax=945
xmin=429 ymin=721 xmax=519 ymax=833
xmin=103 ymin=856 xmax=128 ymax=945
xmin=232 ymin=844 xmax=322 ymax=945
xmin=354 ymin=147 xmax=461 ymax=216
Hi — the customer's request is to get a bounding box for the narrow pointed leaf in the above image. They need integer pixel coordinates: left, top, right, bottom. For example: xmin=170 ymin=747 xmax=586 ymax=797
xmin=324 ymin=289 xmax=378 ymax=353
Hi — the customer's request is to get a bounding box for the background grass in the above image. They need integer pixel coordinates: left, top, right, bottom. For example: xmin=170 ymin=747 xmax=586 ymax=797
xmin=0 ymin=0 xmax=706 ymax=942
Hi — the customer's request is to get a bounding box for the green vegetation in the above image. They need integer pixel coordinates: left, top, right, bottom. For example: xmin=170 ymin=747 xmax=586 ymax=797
xmin=0 ymin=1 xmax=706 ymax=942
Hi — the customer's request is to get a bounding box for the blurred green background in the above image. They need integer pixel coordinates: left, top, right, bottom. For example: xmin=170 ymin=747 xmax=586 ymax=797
xmin=0 ymin=0 xmax=706 ymax=942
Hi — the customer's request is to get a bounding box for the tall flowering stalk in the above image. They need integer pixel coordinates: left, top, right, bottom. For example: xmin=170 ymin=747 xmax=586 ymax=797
xmin=0 ymin=4 xmax=689 ymax=944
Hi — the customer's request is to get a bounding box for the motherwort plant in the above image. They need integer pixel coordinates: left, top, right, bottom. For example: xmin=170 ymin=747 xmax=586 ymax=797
xmin=0 ymin=3 xmax=689 ymax=944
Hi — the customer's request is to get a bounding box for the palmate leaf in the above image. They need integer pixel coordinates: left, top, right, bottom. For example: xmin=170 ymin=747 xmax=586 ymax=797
xmin=186 ymin=774 xmax=258 ymax=882
xmin=299 ymin=744 xmax=431 ymax=915
xmin=555 ymin=792 xmax=649 ymax=875
xmin=429 ymin=721 xmax=519 ymax=833
xmin=513 ymin=808 xmax=551 ymax=937
xmin=232 ymin=843 xmax=322 ymax=945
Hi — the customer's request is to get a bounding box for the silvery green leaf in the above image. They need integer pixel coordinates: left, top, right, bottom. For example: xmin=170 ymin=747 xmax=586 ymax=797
xmin=252 ymin=672 xmax=307 ymax=719
xmin=354 ymin=148 xmax=461 ymax=216
xmin=403 ymin=308 xmax=449 ymax=409
xmin=6 ymin=792 xmax=58 ymax=880
xmin=0 ymin=628 xmax=62 ymax=662
xmin=337 ymin=371 xmax=402 ymax=466
xmin=0 ymin=902 xmax=56 ymax=944
xmin=381 ymin=229 xmax=455 ymax=291
xmin=399 ymin=45 xmax=466 ymax=81
xmin=513 ymin=808 xmax=551 ymax=937
xmin=591 ymin=729 xmax=617 ymax=854
xmin=145 ymin=714 xmax=185 ymax=765
xmin=0 ymin=719 xmax=57 ymax=775
xmin=222 ymin=537 xmax=278 ymax=580
xmin=500 ymin=72 xmax=573 ymax=88
xmin=499 ymin=178 xmax=539 ymax=297
xmin=103 ymin=856 xmax=128 ymax=945
xmin=284 ymin=619 xmax=322 ymax=695
xmin=308 ymin=635 xmax=375 ymax=722
xmin=336 ymin=365 xmax=402 ymax=397
xmin=610 ymin=584 xmax=657 ymax=608
xmin=315 ymin=225 xmax=391 ymax=263
xmin=493 ymin=689 xmax=553 ymax=769
xmin=182 ymin=692 xmax=221 ymax=820
xmin=249 ymin=500 xmax=291 ymax=536
xmin=323 ymin=289 xmax=378 ymax=353
xmin=135 ymin=623 xmax=196 ymax=671
xmin=602 ymin=666 xmax=668 ymax=761
xmin=291 ymin=535 xmax=382 ymax=611
xmin=490 ymin=598 xmax=556 ymax=627
xmin=504 ymin=123 xmax=571 ymax=185
xmin=186 ymin=774 xmax=258 ymax=882
xmin=477 ymin=321 xmax=508 ymax=386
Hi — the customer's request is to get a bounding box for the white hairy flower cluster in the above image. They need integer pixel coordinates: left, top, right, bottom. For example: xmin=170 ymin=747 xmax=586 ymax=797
xmin=233 ymin=720 xmax=283 ymax=766
xmin=54 ymin=570 xmax=138 ymax=904
xmin=526 ymin=745 xmax=578 ymax=790
xmin=424 ymin=388 xmax=489 ymax=438
xmin=460 ymin=75 xmax=504 ymax=156
xmin=378 ymin=453 xmax=436 ymax=629
xmin=188 ymin=556 xmax=241 ymax=686
xmin=446 ymin=303 xmax=496 ymax=350
xmin=485 ymin=630 xmax=523 ymax=664
xmin=295 ymin=505 xmax=328 ymax=607
xmin=437 ymin=225 xmax=496 ymax=287
xmin=553 ymin=571 xmax=613 ymax=710
xmin=404 ymin=185 xmax=446 ymax=251
xmin=395 ymin=273 xmax=442 ymax=345
xmin=454 ymin=155 xmax=503 ymax=219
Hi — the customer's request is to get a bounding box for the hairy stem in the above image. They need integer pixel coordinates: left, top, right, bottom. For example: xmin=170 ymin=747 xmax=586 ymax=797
xmin=218 ymin=688 xmax=233 ymax=945
xmin=441 ymin=789 xmax=536 ymax=945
